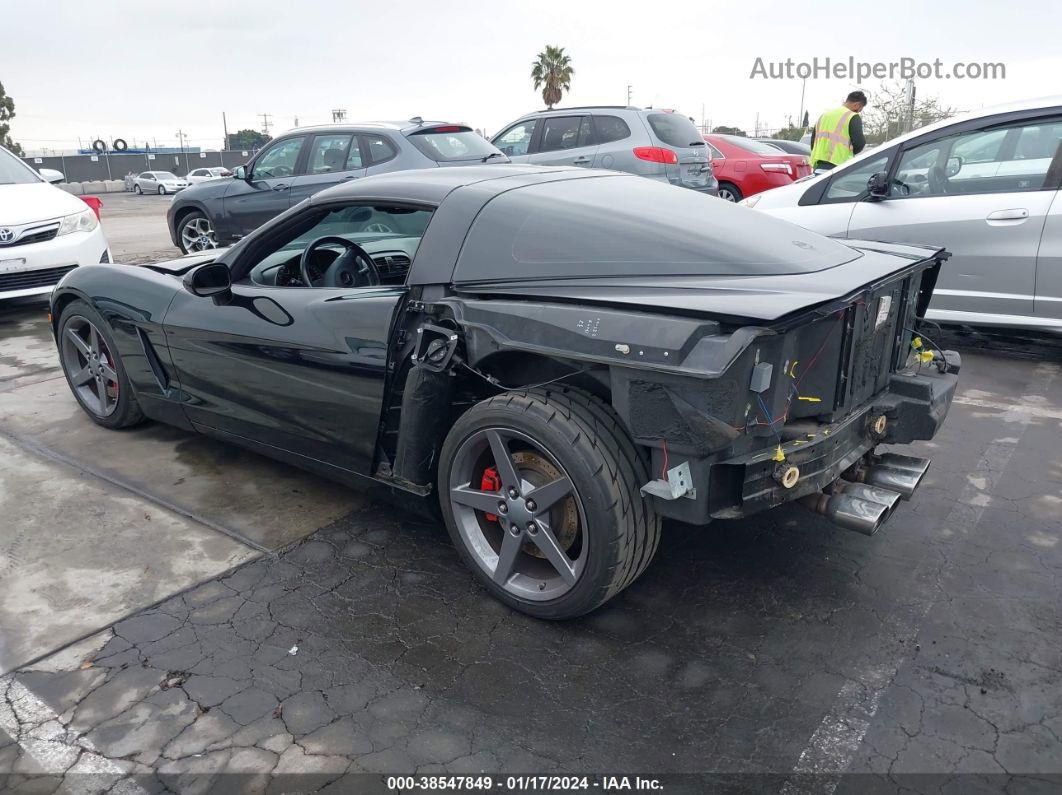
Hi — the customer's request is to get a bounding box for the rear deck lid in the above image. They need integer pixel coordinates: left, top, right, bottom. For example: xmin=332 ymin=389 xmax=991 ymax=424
xmin=644 ymin=111 xmax=711 ymax=188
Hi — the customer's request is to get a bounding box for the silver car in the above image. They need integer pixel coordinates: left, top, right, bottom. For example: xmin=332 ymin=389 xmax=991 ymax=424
xmin=185 ymin=166 xmax=232 ymax=184
xmin=745 ymin=97 xmax=1062 ymax=333
xmin=133 ymin=171 xmax=190 ymax=195
xmin=492 ymin=106 xmax=718 ymax=195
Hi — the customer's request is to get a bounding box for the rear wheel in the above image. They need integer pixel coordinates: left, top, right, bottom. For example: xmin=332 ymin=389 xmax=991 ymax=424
xmin=439 ymin=386 xmax=660 ymax=619
xmin=178 ymin=211 xmax=218 ymax=253
xmin=134 ymin=184 xmax=142 ymax=195
xmin=718 ymin=182 xmax=743 ymax=202
xmin=58 ymin=300 xmax=145 ymax=429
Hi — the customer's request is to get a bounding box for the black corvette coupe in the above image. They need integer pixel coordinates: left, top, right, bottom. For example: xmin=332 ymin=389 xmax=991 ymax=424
xmin=50 ymin=165 xmax=958 ymax=619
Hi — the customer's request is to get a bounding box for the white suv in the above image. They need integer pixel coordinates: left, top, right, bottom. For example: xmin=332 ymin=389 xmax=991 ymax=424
xmin=0 ymin=145 xmax=111 ymax=301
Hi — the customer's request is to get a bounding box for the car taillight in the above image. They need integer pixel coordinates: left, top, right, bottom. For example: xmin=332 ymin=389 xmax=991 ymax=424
xmin=633 ymin=146 xmax=678 ymax=164
xmin=760 ymin=162 xmax=794 ymax=176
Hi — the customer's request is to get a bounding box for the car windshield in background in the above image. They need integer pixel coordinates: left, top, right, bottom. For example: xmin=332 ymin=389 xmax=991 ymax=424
xmin=722 ymin=136 xmax=784 ymax=155
xmin=0 ymin=149 xmax=40 ymax=184
xmin=408 ymin=129 xmax=501 ymax=162
xmin=456 ymin=175 xmax=861 ymax=282
xmin=156 ymin=172 xmax=179 ymax=180
xmin=647 ymin=113 xmax=705 ymax=148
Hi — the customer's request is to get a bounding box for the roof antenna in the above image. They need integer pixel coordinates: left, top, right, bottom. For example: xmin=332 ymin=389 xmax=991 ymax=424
xmin=409 ymin=116 xmax=423 ymax=125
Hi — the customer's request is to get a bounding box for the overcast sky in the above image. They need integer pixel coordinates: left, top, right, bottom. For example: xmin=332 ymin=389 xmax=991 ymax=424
xmin=4 ymin=0 xmax=1061 ymax=153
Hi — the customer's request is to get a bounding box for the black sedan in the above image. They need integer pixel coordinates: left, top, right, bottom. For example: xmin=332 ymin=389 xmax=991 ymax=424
xmin=52 ymin=166 xmax=958 ymax=619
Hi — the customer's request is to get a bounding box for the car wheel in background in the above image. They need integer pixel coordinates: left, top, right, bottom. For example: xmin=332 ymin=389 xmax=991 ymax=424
xmin=178 ymin=211 xmax=218 ymax=254
xmin=439 ymin=386 xmax=660 ymax=619
xmin=158 ymin=185 xmax=167 ymax=195
xmin=133 ymin=184 xmax=142 ymax=195
xmin=58 ymin=300 xmax=145 ymax=429
xmin=718 ymin=182 xmax=743 ymax=202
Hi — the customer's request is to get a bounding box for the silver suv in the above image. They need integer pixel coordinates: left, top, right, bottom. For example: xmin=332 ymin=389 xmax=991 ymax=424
xmin=492 ymin=106 xmax=717 ymax=195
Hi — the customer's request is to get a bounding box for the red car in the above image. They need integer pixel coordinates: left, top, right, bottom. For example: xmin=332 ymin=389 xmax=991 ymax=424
xmin=703 ymin=134 xmax=811 ymax=202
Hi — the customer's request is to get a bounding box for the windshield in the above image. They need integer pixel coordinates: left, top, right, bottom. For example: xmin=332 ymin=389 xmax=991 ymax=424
xmin=408 ymin=129 xmax=502 ymax=162
xmin=646 ymin=113 xmax=704 ymax=148
xmin=156 ymin=172 xmax=179 ymax=180
xmin=456 ymin=175 xmax=861 ymax=281
xmin=722 ymin=136 xmax=784 ymax=155
xmin=0 ymin=148 xmax=41 ymax=185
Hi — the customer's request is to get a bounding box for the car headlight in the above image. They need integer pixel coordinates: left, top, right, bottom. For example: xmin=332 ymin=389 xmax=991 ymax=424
xmin=739 ymin=193 xmax=762 ymax=208
xmin=58 ymin=208 xmax=99 ymax=235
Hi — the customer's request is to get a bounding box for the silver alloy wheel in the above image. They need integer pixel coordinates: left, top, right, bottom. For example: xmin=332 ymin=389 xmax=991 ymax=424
xmin=448 ymin=427 xmax=587 ymax=601
xmin=60 ymin=316 xmax=119 ymax=418
xmin=718 ymin=187 xmax=738 ymax=202
xmin=134 ymin=184 xmax=142 ymax=194
xmin=180 ymin=215 xmax=218 ymax=252
xmin=158 ymin=185 xmax=166 ymax=195
xmin=363 ymin=222 xmax=394 ymax=233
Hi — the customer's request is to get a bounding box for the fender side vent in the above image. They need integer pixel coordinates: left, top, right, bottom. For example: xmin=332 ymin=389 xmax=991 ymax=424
xmin=137 ymin=327 xmax=170 ymax=391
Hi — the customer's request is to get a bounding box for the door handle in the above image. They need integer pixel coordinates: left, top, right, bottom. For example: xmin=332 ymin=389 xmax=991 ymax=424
xmin=272 ymin=183 xmax=289 ymax=192
xmin=986 ymin=208 xmax=1028 ymax=221
xmin=573 ymin=157 xmax=592 ymax=164
xmin=341 ymin=175 xmax=359 ymax=182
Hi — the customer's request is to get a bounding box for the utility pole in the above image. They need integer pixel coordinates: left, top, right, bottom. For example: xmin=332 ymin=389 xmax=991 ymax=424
xmin=293 ymin=116 xmax=299 ymax=128
xmin=626 ymin=85 xmax=632 ymax=106
xmin=222 ymin=111 xmax=229 ymax=150
xmin=798 ymin=77 xmax=807 ymax=130
xmin=331 ymin=109 xmax=347 ymax=123
xmin=175 ymin=129 xmax=189 ymax=175
xmin=259 ymin=113 xmax=272 ymax=137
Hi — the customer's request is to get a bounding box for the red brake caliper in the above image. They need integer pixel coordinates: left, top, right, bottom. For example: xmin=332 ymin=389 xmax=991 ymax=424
xmin=480 ymin=466 xmax=501 ymax=521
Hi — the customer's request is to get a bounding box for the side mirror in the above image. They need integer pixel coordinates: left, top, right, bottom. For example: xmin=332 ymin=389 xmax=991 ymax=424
xmin=233 ymin=165 xmax=248 ymax=180
xmin=866 ymin=171 xmax=890 ymax=201
xmin=945 ymin=156 xmax=963 ymax=178
xmin=39 ymin=168 xmax=65 ymax=184
xmin=183 ymin=262 xmax=232 ymax=301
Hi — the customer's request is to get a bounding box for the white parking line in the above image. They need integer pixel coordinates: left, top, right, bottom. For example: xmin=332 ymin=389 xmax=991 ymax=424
xmin=0 ymin=674 xmax=150 ymax=793
xmin=781 ymin=361 xmax=1060 ymax=794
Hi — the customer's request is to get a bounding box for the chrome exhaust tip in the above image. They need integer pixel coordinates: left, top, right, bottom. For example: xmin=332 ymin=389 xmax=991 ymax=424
xmin=801 ymin=492 xmax=890 ymax=536
xmin=831 ymin=481 xmax=903 ymax=519
xmin=859 ymin=454 xmax=931 ymax=500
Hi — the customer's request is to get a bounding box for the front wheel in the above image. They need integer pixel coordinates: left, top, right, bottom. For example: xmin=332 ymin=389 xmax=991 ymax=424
xmin=158 ymin=185 xmax=167 ymax=195
xmin=439 ymin=387 xmax=660 ymax=619
xmin=134 ymin=184 xmax=142 ymax=195
xmin=178 ymin=211 xmax=218 ymax=253
xmin=717 ymin=182 xmax=743 ymax=202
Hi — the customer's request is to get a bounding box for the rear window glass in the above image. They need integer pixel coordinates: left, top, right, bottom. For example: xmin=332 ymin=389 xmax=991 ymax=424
xmin=646 ymin=113 xmax=704 ymax=148
xmin=720 ymin=135 xmax=782 ymax=155
xmin=594 ymin=115 xmax=631 ymax=144
xmin=455 ymin=176 xmax=861 ymax=281
xmin=408 ymin=129 xmax=500 ymax=162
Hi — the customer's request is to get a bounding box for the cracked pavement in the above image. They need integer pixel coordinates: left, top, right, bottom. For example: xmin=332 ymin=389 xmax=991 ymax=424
xmin=1 ymin=307 xmax=1061 ymax=792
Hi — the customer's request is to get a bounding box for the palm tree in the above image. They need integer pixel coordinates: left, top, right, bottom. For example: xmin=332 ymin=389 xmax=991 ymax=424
xmin=531 ymin=46 xmax=574 ymax=110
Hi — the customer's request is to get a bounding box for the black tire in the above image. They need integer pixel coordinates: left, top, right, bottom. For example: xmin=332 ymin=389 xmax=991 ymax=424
xmin=438 ymin=386 xmax=660 ymax=619
xmin=158 ymin=185 xmax=167 ymax=195
xmin=177 ymin=210 xmax=218 ymax=254
xmin=718 ymin=182 xmax=743 ymax=202
xmin=134 ymin=184 xmax=142 ymax=195
xmin=57 ymin=300 xmax=145 ymax=430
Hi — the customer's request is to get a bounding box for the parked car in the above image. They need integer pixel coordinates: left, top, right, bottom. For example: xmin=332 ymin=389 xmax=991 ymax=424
xmin=743 ymin=96 xmax=1062 ymax=333
xmin=133 ymin=171 xmax=190 ymax=195
xmin=491 ymin=106 xmax=717 ymax=196
xmin=754 ymin=138 xmax=812 ymax=156
xmin=52 ymin=164 xmax=958 ymax=618
xmin=704 ymin=134 xmax=812 ymax=202
xmin=0 ymin=145 xmax=110 ymax=301
xmin=167 ymin=119 xmax=509 ymax=254
xmin=186 ymin=166 xmax=232 ymax=184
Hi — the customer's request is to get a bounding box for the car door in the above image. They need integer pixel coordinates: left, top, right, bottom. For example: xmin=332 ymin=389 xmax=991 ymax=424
xmin=288 ymin=132 xmax=367 ymax=205
xmin=491 ymin=119 xmax=539 ymax=164
xmin=846 ymin=119 xmax=1062 ymax=321
xmin=161 ymin=201 xmax=431 ymax=474
xmin=1034 ymin=189 xmax=1062 ymax=322
xmin=223 ymin=135 xmax=306 ymax=239
xmin=529 ymin=115 xmax=598 ymax=168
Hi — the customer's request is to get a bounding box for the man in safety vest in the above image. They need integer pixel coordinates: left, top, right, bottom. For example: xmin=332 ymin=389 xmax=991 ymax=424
xmin=809 ymin=91 xmax=868 ymax=171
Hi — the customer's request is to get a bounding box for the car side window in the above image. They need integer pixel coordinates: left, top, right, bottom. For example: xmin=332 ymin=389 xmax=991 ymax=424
xmin=707 ymin=143 xmax=724 ymax=159
xmin=539 ymin=116 xmax=585 ymax=152
xmin=251 ymin=137 xmax=305 ymax=180
xmin=494 ymin=121 xmax=537 ymax=156
xmin=362 ymin=135 xmax=397 ymax=166
xmin=893 ymin=120 xmax=1062 ymax=198
xmin=824 ymin=154 xmax=890 ymax=201
xmin=308 ymin=134 xmax=353 ymax=174
xmin=346 ymin=138 xmax=365 ymax=169
xmin=593 ymin=115 xmax=631 ymax=144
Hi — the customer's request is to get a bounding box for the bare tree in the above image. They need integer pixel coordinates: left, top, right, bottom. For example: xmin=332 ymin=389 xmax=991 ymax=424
xmin=862 ymin=81 xmax=956 ymax=145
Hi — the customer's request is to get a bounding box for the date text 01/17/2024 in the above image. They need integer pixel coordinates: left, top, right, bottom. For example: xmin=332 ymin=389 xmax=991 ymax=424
xmin=384 ymin=775 xmax=664 ymax=791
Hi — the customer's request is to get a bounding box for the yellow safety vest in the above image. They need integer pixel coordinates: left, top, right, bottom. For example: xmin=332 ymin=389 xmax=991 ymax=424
xmin=810 ymin=107 xmax=856 ymax=168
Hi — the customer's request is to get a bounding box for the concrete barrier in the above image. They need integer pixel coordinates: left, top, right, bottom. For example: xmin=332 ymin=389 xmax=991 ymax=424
xmin=60 ymin=180 xmax=127 ymax=194
xmin=60 ymin=182 xmax=84 ymax=195
xmin=105 ymin=180 xmax=125 ymax=193
xmin=83 ymin=181 xmax=106 ymax=194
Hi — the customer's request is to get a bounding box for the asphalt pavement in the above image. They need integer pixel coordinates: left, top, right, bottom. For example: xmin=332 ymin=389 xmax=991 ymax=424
xmin=0 ymin=297 xmax=1060 ymax=792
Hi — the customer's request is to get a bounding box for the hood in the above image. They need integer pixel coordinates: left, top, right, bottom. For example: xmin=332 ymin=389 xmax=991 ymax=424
xmin=141 ymin=249 xmax=223 ymax=275
xmin=460 ymin=240 xmax=944 ymax=322
xmin=0 ymin=182 xmax=88 ymax=225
